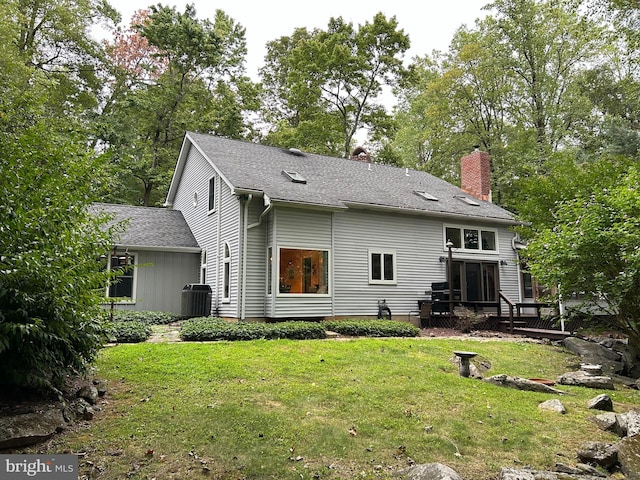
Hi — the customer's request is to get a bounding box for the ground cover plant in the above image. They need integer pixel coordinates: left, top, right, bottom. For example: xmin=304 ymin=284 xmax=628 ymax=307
xmin=180 ymin=318 xmax=327 ymax=341
xmin=36 ymin=338 xmax=638 ymax=479
xmin=323 ymin=319 xmax=419 ymax=337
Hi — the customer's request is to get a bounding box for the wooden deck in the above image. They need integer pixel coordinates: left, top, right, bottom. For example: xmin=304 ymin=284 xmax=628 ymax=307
xmin=511 ymin=327 xmax=572 ymax=341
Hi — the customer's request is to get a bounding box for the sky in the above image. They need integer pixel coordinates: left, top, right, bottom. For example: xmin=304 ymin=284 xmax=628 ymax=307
xmin=103 ymin=0 xmax=490 ymax=80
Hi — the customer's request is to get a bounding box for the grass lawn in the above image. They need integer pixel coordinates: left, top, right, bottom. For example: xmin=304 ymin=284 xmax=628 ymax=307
xmin=42 ymin=338 xmax=638 ymax=479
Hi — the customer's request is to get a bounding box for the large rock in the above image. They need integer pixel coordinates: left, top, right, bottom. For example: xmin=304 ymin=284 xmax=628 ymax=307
xmin=557 ymin=371 xmax=615 ymax=390
xmin=563 ymin=337 xmax=625 ymax=376
xmin=499 ymin=467 xmax=607 ymax=479
xmin=592 ymin=410 xmax=640 ymax=437
xmin=576 ymin=441 xmax=618 ymax=469
xmin=616 ymin=434 xmax=640 ymax=480
xmin=539 ymin=399 xmax=566 ymax=414
xmin=587 ymin=394 xmax=614 ymax=412
xmin=484 ymin=374 xmax=568 ymax=394
xmin=0 ymin=408 xmax=65 ymax=449
xmin=397 ymin=463 xmax=463 ymax=480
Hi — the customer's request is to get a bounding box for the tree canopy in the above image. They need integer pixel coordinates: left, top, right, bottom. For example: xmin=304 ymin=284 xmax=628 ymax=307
xmin=259 ymin=13 xmax=409 ymax=158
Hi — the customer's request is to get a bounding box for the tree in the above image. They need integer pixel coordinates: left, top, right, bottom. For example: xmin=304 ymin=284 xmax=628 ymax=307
xmin=10 ymin=0 xmax=119 ymax=123
xmin=392 ymin=0 xmax=606 ymax=210
xmin=0 ymin=1 xmax=117 ymax=393
xmin=260 ymin=13 xmax=409 ymax=158
xmin=99 ymin=4 xmax=259 ymax=206
xmin=522 ymin=161 xmax=640 ymax=352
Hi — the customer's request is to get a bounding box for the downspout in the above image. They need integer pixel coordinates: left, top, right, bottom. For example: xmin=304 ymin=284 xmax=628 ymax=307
xmin=240 ymin=194 xmax=252 ymax=321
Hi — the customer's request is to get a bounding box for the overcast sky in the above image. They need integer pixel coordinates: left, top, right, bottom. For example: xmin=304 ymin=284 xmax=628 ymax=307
xmin=103 ymin=0 xmax=490 ymax=80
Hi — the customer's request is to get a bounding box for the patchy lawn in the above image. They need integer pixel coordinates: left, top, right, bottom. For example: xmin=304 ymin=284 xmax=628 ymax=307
xmin=29 ymin=338 xmax=637 ymax=479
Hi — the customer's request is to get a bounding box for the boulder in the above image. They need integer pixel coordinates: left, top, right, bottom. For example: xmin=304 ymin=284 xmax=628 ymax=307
xmin=616 ymin=434 xmax=640 ymax=480
xmin=499 ymin=467 xmax=606 ymax=479
xmin=576 ymin=441 xmax=618 ymax=469
xmin=592 ymin=413 xmax=624 ymax=436
xmin=562 ymin=337 xmax=625 ymax=377
xmin=619 ymin=409 xmax=640 ymax=437
xmin=557 ymin=371 xmax=615 ymax=390
xmin=593 ymin=410 xmax=640 ymax=438
xmin=397 ymin=463 xmax=463 ymax=480
xmin=76 ymin=385 xmax=99 ymax=405
xmin=484 ymin=374 xmax=568 ymax=394
xmin=0 ymin=408 xmax=65 ymax=449
xmin=587 ymin=394 xmax=614 ymax=412
xmin=539 ymin=399 xmax=566 ymax=414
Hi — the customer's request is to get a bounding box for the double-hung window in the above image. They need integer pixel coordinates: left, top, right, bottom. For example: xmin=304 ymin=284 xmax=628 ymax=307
xmin=107 ymin=251 xmax=136 ymax=301
xmin=369 ymin=250 xmax=396 ymax=284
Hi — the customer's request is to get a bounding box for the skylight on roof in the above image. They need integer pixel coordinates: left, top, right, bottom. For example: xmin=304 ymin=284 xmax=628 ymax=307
xmin=414 ymin=190 xmax=439 ymax=201
xmin=282 ymin=170 xmax=307 ymax=184
xmin=455 ymin=195 xmax=480 ymax=206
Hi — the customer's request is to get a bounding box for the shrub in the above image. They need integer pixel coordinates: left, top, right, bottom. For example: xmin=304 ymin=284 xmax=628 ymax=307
xmin=323 ymin=320 xmax=419 ymax=337
xmin=107 ymin=321 xmax=152 ymax=343
xmin=108 ymin=310 xmax=182 ymax=325
xmin=180 ymin=318 xmax=326 ymax=342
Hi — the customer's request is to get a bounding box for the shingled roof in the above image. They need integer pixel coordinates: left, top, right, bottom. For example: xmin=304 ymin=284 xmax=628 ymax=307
xmin=167 ymin=132 xmax=518 ymax=224
xmin=93 ymin=203 xmax=199 ymax=251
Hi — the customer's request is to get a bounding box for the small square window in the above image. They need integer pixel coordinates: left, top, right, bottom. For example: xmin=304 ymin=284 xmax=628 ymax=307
xmin=369 ymin=250 xmax=396 ymax=284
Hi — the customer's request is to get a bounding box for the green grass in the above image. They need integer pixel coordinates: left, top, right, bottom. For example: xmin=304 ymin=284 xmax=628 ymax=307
xmin=40 ymin=338 xmax=638 ymax=479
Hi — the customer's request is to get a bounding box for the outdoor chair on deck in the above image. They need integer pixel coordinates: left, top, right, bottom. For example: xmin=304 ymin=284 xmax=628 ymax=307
xmin=408 ymin=301 xmax=432 ymax=328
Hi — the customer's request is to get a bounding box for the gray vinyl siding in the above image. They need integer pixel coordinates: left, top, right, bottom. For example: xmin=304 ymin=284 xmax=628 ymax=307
xmin=172 ymin=145 xmax=241 ymax=317
xmin=107 ymin=250 xmax=200 ymax=314
xmin=242 ymin=197 xmax=267 ymax=319
xmin=332 ymin=209 xmax=520 ymax=318
xmin=270 ymin=207 xmax=333 ymax=318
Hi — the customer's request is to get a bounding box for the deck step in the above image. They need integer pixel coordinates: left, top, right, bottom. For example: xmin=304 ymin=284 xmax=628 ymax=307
xmin=512 ymin=327 xmax=572 ymax=340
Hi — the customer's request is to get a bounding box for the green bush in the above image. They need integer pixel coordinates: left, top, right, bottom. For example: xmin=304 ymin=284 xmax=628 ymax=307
xmin=323 ymin=320 xmax=419 ymax=337
xmin=108 ymin=310 xmax=182 ymax=325
xmin=180 ymin=318 xmax=326 ymax=342
xmin=107 ymin=321 xmax=152 ymax=343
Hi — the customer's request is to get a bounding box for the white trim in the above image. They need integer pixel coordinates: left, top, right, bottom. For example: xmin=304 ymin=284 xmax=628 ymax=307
xmin=276 ymin=245 xmax=331 ymax=297
xmin=223 ymin=241 xmax=231 ymax=303
xmin=444 ymin=224 xmax=499 ymax=254
xmin=368 ymin=249 xmax=397 ymax=285
xmin=105 ymin=251 xmax=137 ymax=303
xmin=207 ymin=175 xmax=217 ymax=215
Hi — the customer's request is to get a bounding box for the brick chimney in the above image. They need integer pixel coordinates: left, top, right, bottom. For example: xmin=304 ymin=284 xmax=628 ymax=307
xmin=350 ymin=146 xmax=371 ymax=163
xmin=460 ymin=148 xmax=492 ymax=203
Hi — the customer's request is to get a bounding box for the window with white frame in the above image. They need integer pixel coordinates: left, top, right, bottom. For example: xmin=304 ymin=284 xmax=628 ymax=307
xmin=369 ymin=249 xmax=396 ymax=284
xmin=278 ymin=247 xmax=329 ymax=294
xmin=208 ymin=176 xmax=216 ymax=212
xmin=200 ymin=250 xmax=207 ymax=283
xmin=107 ymin=251 xmax=136 ymax=300
xmin=445 ymin=226 xmax=497 ymax=253
xmin=267 ymin=247 xmax=273 ymax=294
xmin=223 ymin=243 xmax=230 ymax=302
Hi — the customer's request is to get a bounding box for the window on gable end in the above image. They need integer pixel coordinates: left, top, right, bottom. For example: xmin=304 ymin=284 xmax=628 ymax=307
xmin=208 ymin=176 xmax=216 ymax=212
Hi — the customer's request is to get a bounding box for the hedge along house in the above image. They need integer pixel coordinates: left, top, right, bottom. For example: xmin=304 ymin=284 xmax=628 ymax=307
xmin=93 ymin=203 xmax=201 ymax=314
xmin=164 ymin=132 xmax=525 ymax=321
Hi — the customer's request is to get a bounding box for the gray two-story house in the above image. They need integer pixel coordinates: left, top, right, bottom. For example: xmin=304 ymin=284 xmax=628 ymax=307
xmin=158 ymin=132 xmax=524 ymax=321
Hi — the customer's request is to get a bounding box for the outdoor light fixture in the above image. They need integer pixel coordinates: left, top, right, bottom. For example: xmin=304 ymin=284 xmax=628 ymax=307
xmin=439 ymin=256 xmax=446 ymax=263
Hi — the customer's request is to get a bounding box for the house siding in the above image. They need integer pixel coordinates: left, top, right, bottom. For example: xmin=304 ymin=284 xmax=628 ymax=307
xmin=269 ymin=207 xmax=333 ymax=318
xmin=332 ymin=209 xmax=520 ymax=318
xmin=107 ymin=250 xmax=200 ymax=314
xmin=243 ymin=197 xmax=267 ymax=319
xmin=172 ymin=145 xmax=242 ymax=317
